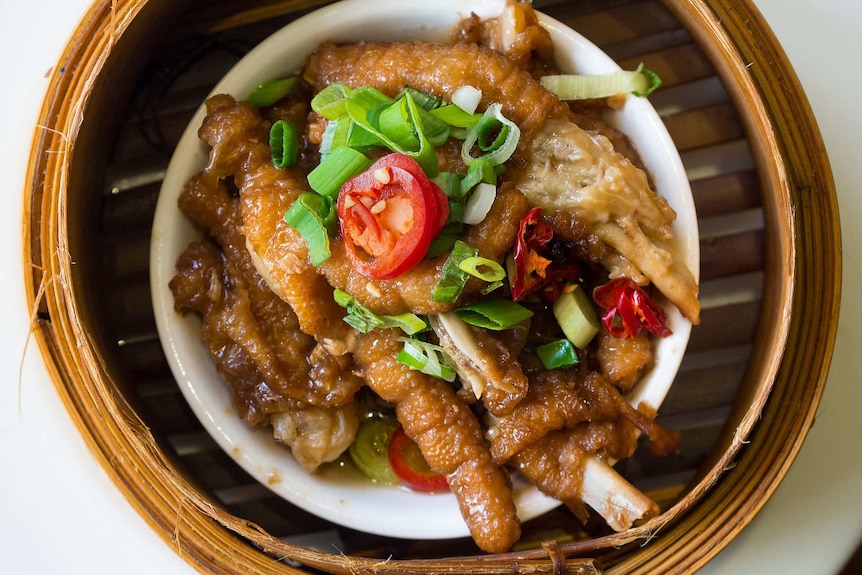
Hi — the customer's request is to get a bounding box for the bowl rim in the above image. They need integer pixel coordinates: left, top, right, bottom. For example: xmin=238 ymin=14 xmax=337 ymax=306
xmin=149 ymin=0 xmax=698 ymax=541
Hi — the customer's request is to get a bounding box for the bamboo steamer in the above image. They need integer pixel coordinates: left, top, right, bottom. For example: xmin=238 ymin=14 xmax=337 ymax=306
xmin=23 ymin=0 xmax=839 ymax=573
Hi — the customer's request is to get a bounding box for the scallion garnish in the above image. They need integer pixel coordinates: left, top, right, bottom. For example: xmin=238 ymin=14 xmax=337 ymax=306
xmin=460 ymin=158 xmax=495 ymax=195
xmin=461 ymin=103 xmax=520 ymax=166
xmin=462 ymin=182 xmax=496 ymax=225
xmin=458 ymin=256 xmax=505 ymax=283
xmin=269 ymin=120 xmax=299 ymax=168
xmin=319 ymin=117 xmax=352 ymax=159
xmin=345 ymin=88 xmax=440 ymax=176
xmin=480 ymin=280 xmax=504 ymax=295
xmin=540 ymin=64 xmax=662 ymax=100
xmin=311 ymin=82 xmax=351 ymax=120
xmin=433 ymin=172 xmax=464 ymax=199
xmin=395 ymin=86 xmax=442 ymax=111
xmin=396 ymin=338 xmax=457 ymax=382
xmin=553 ymin=285 xmax=600 ymax=348
xmin=247 ymin=76 xmax=300 ymax=108
xmin=379 ymin=97 xmax=421 ymax=150
xmin=451 ymin=85 xmax=482 ymax=115
xmin=333 ymin=289 xmax=427 ymax=335
xmin=432 ymin=240 xmax=478 ymax=303
xmin=307 ymin=146 xmax=372 ymax=197
xmin=426 ymin=212 xmax=465 ymax=258
xmin=454 ymin=299 xmax=533 ymax=331
xmin=429 ymin=105 xmax=483 ymax=129
xmin=283 ymin=192 xmax=336 ymax=265
xmin=536 ymin=339 xmax=580 ymax=370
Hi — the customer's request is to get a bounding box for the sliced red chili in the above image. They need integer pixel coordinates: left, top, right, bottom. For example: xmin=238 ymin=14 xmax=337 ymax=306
xmin=337 ymin=153 xmax=448 ymax=280
xmin=387 ymin=427 xmax=449 ymax=492
xmin=512 ymin=207 xmax=581 ymax=302
xmin=593 ymin=277 xmax=672 ymax=339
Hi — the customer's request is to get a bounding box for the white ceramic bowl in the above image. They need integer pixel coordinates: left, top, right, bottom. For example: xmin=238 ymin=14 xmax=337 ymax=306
xmin=150 ymin=0 xmax=698 ymax=541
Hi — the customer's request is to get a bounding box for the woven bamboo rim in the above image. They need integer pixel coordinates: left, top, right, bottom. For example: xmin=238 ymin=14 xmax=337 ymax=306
xmin=22 ymin=0 xmax=839 ymax=573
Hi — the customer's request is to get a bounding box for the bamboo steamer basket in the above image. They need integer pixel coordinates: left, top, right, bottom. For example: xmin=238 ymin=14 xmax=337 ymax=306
xmin=23 ymin=0 xmax=839 ymax=573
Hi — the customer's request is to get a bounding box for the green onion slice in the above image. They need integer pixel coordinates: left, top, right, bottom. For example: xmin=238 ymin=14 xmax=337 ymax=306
xmin=307 ymin=146 xmax=372 ymax=197
xmin=429 ymin=105 xmax=483 ymax=129
xmin=462 ymin=182 xmax=496 ymax=225
xmin=536 ymin=339 xmax=580 ymax=370
xmin=283 ymin=192 xmax=336 ymax=265
xmin=346 ymin=88 xmax=440 ymax=176
xmin=452 ymin=85 xmax=482 ymax=114
xmin=459 ymin=256 xmax=506 ymax=283
xmin=454 ymin=299 xmax=533 ymax=331
xmin=432 ymin=240 xmax=478 ymax=303
xmin=396 ymin=338 xmax=457 ymax=382
xmin=540 ymin=64 xmax=662 ymax=100
xmin=553 ymin=285 xmax=600 ymax=348
xmin=480 ymin=280 xmax=503 ymax=295
xmin=379 ymin=97 xmax=421 ymax=150
xmin=395 ymin=86 xmax=442 ymax=111
xmin=247 ymin=76 xmax=300 ymax=108
xmin=460 ymin=158 xmax=496 ymax=195
xmin=461 ymin=103 xmax=520 ymax=166
xmin=311 ymin=82 xmax=352 ymax=120
xmin=270 ymin=120 xmax=299 ymax=168
xmin=433 ymin=172 xmax=464 ymax=199
xmin=333 ymin=289 xmax=427 ymax=335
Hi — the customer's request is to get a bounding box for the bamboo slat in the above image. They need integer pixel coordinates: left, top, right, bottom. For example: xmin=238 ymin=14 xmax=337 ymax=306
xmin=22 ymin=0 xmax=839 ymax=574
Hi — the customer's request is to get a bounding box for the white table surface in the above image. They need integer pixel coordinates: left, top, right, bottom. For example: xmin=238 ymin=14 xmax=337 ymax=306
xmin=2 ymin=1 xmax=859 ymax=573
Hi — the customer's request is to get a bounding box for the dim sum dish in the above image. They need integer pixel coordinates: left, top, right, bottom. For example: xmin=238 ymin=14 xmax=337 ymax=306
xmin=151 ymin=0 xmax=699 ymax=552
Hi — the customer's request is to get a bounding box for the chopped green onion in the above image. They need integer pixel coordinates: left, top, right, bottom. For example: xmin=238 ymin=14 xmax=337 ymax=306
xmin=318 ymin=120 xmax=340 ymax=161
xmin=269 ymin=120 xmax=299 ymax=168
xmin=346 ymin=89 xmax=439 ymax=176
xmin=414 ymin=105 xmax=451 ymax=148
xmin=481 ymin=280 xmax=503 ymax=295
xmin=426 ymin=201 xmax=466 ymax=258
xmin=454 ymin=299 xmax=533 ymax=331
xmin=396 ymin=338 xmax=456 ymax=382
xmin=536 ymin=339 xmax=580 ymax=370
xmin=395 ymin=86 xmax=441 ymax=111
xmin=553 ymin=285 xmax=600 ymax=348
xmin=349 ymin=418 xmax=400 ymax=485
xmin=462 ymin=182 xmax=496 ymax=225
xmin=346 ymin=122 xmax=382 ymax=149
xmin=432 ymin=240 xmax=478 ymax=303
xmin=307 ymin=146 xmax=372 ymax=197
xmin=311 ymin=82 xmax=352 ymax=120
xmin=283 ymin=192 xmax=336 ymax=265
xmin=459 ymin=256 xmax=505 ymax=283
xmin=461 ymin=103 xmax=520 ymax=166
xmin=429 ymin=105 xmax=483 ymax=129
xmin=461 ymin=158 xmax=496 ymax=194
xmin=247 ymin=76 xmax=300 ymax=107
xmin=333 ymin=289 xmax=427 ymax=335
xmin=476 ymin=116 xmax=509 ymax=152
xmin=433 ymin=172 xmax=463 ymax=199
xmin=426 ymin=230 xmax=462 ymax=258
xmin=452 ymin=85 xmax=482 ymax=115
xmin=540 ymin=64 xmax=662 ymax=99
xmin=379 ymin=97 xmax=421 ymax=150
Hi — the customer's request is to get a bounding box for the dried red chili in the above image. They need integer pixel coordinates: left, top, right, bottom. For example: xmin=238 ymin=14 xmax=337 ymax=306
xmin=511 ymin=207 xmax=581 ymax=302
xmin=593 ymin=277 xmax=672 ymax=338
